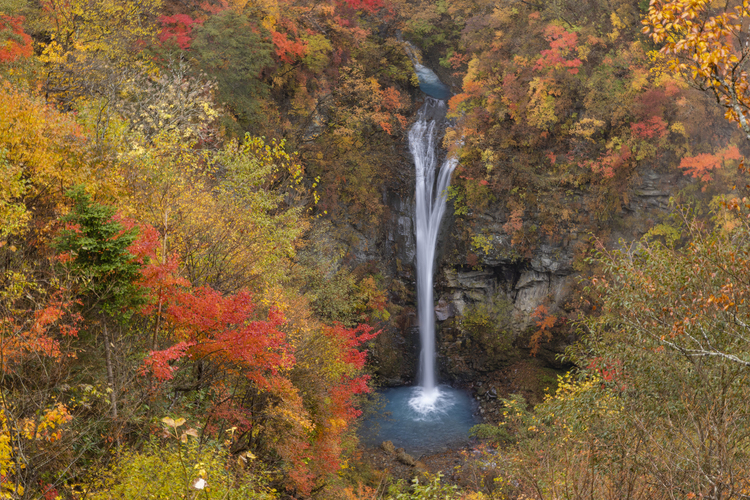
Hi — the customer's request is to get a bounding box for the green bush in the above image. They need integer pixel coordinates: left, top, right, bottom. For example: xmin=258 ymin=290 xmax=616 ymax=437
xmin=461 ymin=296 xmax=514 ymax=360
xmin=89 ymin=438 xmax=276 ymax=500
xmin=387 ymin=472 xmax=460 ymax=499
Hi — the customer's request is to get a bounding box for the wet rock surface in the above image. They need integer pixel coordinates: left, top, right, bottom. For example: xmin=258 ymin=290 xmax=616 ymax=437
xmin=327 ymin=94 xmax=691 ymax=387
xmin=354 ymin=119 xmax=694 ymax=493
xmin=395 ymin=448 xmax=417 ymax=466
xmin=362 ymin=444 xmax=476 ymax=485
xmin=381 ymin=440 xmax=396 ymax=455
xmin=360 ymin=358 xmax=561 ymax=489
xmin=424 ymin=163 xmax=688 ymax=382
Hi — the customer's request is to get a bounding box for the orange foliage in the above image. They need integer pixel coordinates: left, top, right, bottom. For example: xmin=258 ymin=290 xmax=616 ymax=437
xmin=272 ymin=29 xmax=308 ymax=63
xmin=0 ymin=15 xmax=32 ymax=63
xmin=586 ymin=356 xmax=622 ymax=386
xmin=144 ymin=285 xmax=292 ymax=388
xmin=142 ymin=341 xmax=194 ymax=380
xmin=337 ymin=0 xmax=383 ymax=14
xmin=158 ymin=14 xmax=202 ymax=50
xmin=448 ymin=93 xmax=470 ymax=114
xmin=380 ymin=86 xmax=402 ymax=111
xmin=503 ymin=207 xmax=525 ymax=244
xmin=449 ymin=51 xmax=470 ymax=70
xmin=679 ymin=146 xmax=742 ymax=183
xmin=294 ymin=323 xmax=377 ymax=492
xmin=127 ymin=220 xmax=379 ymax=494
xmin=0 ymin=287 xmax=81 ymax=372
xmin=630 ymin=116 xmax=668 ymax=140
xmin=530 ymin=304 xmax=556 ymax=356
xmin=449 ymin=79 xmax=482 ymax=115
xmin=533 ymin=25 xmax=582 ymax=75
xmin=582 ymin=146 xmax=632 ymax=179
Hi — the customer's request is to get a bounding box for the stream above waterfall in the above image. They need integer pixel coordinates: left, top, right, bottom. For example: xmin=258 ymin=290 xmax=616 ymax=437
xmin=414 ymin=64 xmax=452 ymax=100
xmin=359 ymin=60 xmax=479 ymax=454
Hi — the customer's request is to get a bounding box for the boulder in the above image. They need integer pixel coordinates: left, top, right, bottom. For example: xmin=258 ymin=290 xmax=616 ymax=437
xmin=381 ymin=440 xmax=396 ymax=455
xmin=395 ymin=448 xmax=417 ymax=466
xmin=435 ymin=298 xmax=453 ymax=321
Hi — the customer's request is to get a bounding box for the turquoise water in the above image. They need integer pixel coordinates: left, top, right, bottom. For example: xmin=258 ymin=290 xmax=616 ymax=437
xmin=360 ymin=385 xmax=478 ymax=455
xmin=414 ymin=64 xmax=452 ymax=100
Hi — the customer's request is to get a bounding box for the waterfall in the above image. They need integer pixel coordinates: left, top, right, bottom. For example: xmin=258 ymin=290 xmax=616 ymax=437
xmin=409 ymin=96 xmax=457 ymax=412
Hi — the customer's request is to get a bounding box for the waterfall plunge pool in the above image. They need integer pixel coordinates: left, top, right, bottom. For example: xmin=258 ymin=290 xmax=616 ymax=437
xmin=359 ymin=385 xmax=479 ymax=455
xmin=359 ymin=62 xmax=471 ymax=457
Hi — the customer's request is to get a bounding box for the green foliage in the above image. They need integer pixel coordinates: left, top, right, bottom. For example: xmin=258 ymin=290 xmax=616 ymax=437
xmin=89 ymin=438 xmax=276 ymax=500
xmin=12 ymin=0 xmax=738 ymax=498
xmin=0 ymin=1 xmax=417 ymax=493
xmin=463 ymin=179 xmax=494 ymax=213
xmin=397 ymin=0 xmax=463 ymax=51
xmin=0 ymin=149 xmax=29 ymax=239
xmin=461 ymin=296 xmax=514 ymax=364
xmin=439 ymin=48 xmax=454 ymax=69
xmin=191 ymin=9 xmax=273 ymax=135
xmin=468 ymin=423 xmax=512 ymax=445
xmin=301 ymin=33 xmax=333 ymax=73
xmin=477 ymin=394 xmax=534 ymax=444
xmin=0 ymin=0 xmax=26 ymax=14
xmin=483 ymin=204 xmax=750 ymax=498
xmin=214 ymin=134 xmax=309 ymax=287
xmin=447 ymin=185 xmax=468 ymax=217
xmin=387 ymin=472 xmax=460 ymax=499
xmin=643 ymin=222 xmax=681 ymax=247
xmin=53 ymin=186 xmax=143 ymax=317
xmin=305 ymin=267 xmax=389 ymax=326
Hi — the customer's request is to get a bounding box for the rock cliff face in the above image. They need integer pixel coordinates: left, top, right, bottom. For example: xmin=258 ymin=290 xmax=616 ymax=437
xmin=367 ymin=154 xmax=688 ymax=386
xmin=313 ymin=80 xmax=689 ymax=387
xmin=432 ymin=207 xmax=579 ymax=381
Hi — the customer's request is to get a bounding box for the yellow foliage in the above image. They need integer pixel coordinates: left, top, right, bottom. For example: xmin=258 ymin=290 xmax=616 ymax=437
xmin=471 ymin=232 xmax=494 ymax=255
xmin=0 ymin=404 xmax=71 ymax=498
xmin=39 ymin=0 xmax=161 ymax=65
xmin=670 ymin=121 xmax=688 ymax=137
xmin=643 ymin=0 xmax=750 ymax=135
xmin=0 ymin=80 xmax=118 ymax=208
xmin=629 ymin=68 xmax=649 ymax=91
xmin=463 ymin=57 xmax=481 ymax=89
xmin=608 ymin=12 xmax=624 ymax=41
xmin=121 ymin=132 xmax=310 ymax=293
xmin=527 ymin=77 xmax=558 ymax=130
xmin=38 ymin=0 xmax=162 ymax=108
xmin=0 ymin=156 xmax=29 ymax=240
xmin=576 ymin=43 xmax=591 ymax=62
xmin=0 ymin=411 xmax=14 ymax=480
xmin=570 ymin=117 xmax=605 ymax=140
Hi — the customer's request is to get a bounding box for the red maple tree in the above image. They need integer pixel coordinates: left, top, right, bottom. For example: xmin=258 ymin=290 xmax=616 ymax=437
xmin=0 ymin=15 xmax=32 ymax=63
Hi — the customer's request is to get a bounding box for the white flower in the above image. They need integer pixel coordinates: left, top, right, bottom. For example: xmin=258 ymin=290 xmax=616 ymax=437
xmin=192 ymin=478 xmax=207 ymax=490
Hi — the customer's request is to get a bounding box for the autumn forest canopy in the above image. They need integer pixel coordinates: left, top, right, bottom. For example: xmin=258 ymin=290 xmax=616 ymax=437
xmin=2 ymin=0 xmax=750 ymax=497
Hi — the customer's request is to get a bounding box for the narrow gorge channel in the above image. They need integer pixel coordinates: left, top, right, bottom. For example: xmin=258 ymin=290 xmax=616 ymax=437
xmin=361 ymin=63 xmax=477 ymax=455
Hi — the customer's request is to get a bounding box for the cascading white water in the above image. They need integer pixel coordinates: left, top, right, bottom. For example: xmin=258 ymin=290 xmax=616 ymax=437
xmin=358 ymin=62 xmax=479 ymax=452
xmin=409 ymin=97 xmax=458 ymax=413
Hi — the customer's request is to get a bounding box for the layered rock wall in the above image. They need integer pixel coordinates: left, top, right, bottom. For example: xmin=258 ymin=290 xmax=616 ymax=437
xmin=367 ymin=155 xmax=686 ymax=386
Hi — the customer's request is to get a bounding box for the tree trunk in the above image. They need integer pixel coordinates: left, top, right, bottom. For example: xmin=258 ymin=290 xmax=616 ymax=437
xmin=102 ymin=322 xmax=118 ymax=419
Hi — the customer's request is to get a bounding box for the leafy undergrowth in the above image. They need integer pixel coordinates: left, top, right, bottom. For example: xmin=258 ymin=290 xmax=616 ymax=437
xmin=1 ymin=0 xmax=750 ymax=497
